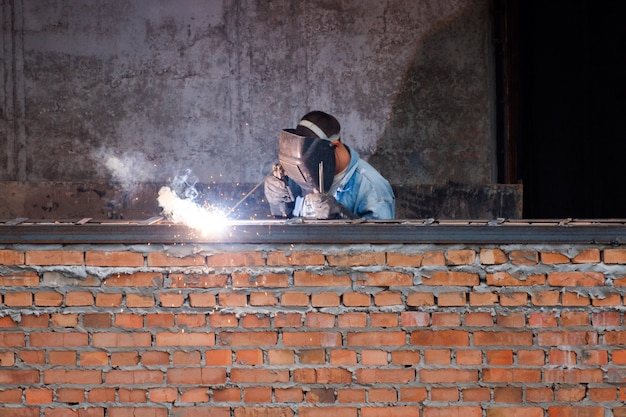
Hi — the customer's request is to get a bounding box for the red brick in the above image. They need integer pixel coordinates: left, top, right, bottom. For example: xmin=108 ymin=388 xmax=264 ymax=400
xmin=531 ymin=291 xmax=560 ymax=306
xmin=141 ymin=351 xmax=169 ymax=366
xmin=411 ymin=330 xmax=469 ymax=346
xmin=424 ymin=349 xmax=451 ymax=365
xmin=432 ymin=312 xmax=461 ymax=326
xmin=230 ymin=369 xmax=289 ymax=383
xmin=327 ymin=252 xmax=385 ymax=266
xmin=406 ymin=292 xmax=435 ymax=306
xmin=496 ymin=312 xmax=526 ymax=327
xmin=470 ymin=292 xmax=498 ymax=306
xmin=487 ymin=271 xmax=546 ymax=286
xmin=387 ymin=252 xmax=423 ymax=267
xmin=369 ymin=312 xmax=397 ymax=328
xmin=391 ymin=350 xmax=420 ymax=365
xmin=188 ymin=293 xmax=216 ymax=307
xmin=547 ymin=407 xmax=604 ymax=417
xmin=356 ymin=368 xmax=414 ymax=384
xmin=170 ymin=273 xmax=227 ymax=288
xmin=147 ymin=252 xmax=204 ymax=266
xmin=548 ymin=271 xmax=604 ymax=287
xmin=249 ymin=291 xmax=278 ymax=306
xmin=475 ymin=331 xmax=533 ymax=346
xmin=25 ymin=250 xmax=83 ymax=265
xmin=180 ymin=387 xmax=210 ymax=403
xmin=30 ymin=332 xmax=87 ymax=347
xmin=25 ymin=387 xmax=52 ymax=404
xmin=374 ymin=291 xmax=402 ymax=306
xmin=275 ymin=387 xmax=303 ymax=403
xmin=105 ymin=272 xmax=163 ymax=287
xmin=174 ymin=350 xmax=203 ymax=365
xmin=546 ymin=369 xmax=601 ymax=383
xmin=431 ymin=387 xmax=459 ymax=401
xmin=43 ymin=370 xmax=101 ymax=384
xmin=299 ymin=407 xmax=357 ymax=417
xmin=207 ymin=252 xmax=264 ymax=267
xmin=480 ymin=248 xmax=507 ymax=264
xmin=347 ymin=331 xmax=405 ymax=346
xmin=529 ymin=312 xmax=558 ymax=327
xmin=281 ymin=292 xmax=309 ymax=306
xmin=156 ymin=331 xmax=215 ymax=347
xmin=96 ymin=293 xmax=123 ymax=307
xmin=422 ymin=251 xmax=445 ymax=265
xmin=108 ymin=408 xmax=167 ymax=417
xmin=420 ymin=369 xmax=477 ymax=383
xmin=93 ymin=332 xmax=151 ymax=347
xmin=18 ymin=351 xmax=45 ymax=365
xmin=208 ymin=314 xmax=239 ymax=330
xmin=144 ymin=313 xmax=174 ymax=328
xmin=446 ymin=249 xmax=476 ymax=265
xmin=457 ymin=350 xmax=482 ymax=365
xmin=159 ymin=292 xmax=184 ymax=307
xmin=213 ymin=387 xmax=241 ymax=402
xmin=299 ymin=349 xmax=325 ymax=365
xmin=368 ymin=388 xmax=397 ymax=403
xmin=588 ymin=387 xmax=617 ymax=402
xmin=80 ymin=351 xmax=108 ymax=366
xmin=361 ymin=350 xmax=388 ymax=366
xmin=49 ymin=351 xmax=77 ymax=366
xmin=0 ymin=271 xmax=38 ymax=286
xmin=0 ymin=388 xmax=22 ymax=403
xmin=526 ymin=387 xmax=554 ymax=402
xmin=111 ymin=352 xmax=139 ymax=366
xmin=66 ymin=291 xmax=94 ymax=306
xmin=126 ymin=293 xmax=154 ymax=307
xmin=294 ymin=271 xmax=351 ymax=287
xmin=283 ymin=332 xmax=342 ymax=347
xmin=266 ymin=250 xmax=325 ymax=266
xmin=330 ymin=350 xmax=357 ymax=365
xmin=556 ymin=385 xmax=586 ymax=402
xmin=338 ymin=312 xmax=367 ymax=328
xmin=57 ymin=388 xmax=85 ymax=403
xmin=401 ymin=311 xmax=429 ymax=327
xmin=604 ymin=248 xmax=626 ymax=264
xmin=510 ymin=250 xmax=538 ymax=265
xmin=0 ymin=250 xmax=24 ymax=265
xmin=342 ymin=292 xmax=371 ymax=306
xmin=541 ymin=252 xmax=570 ymax=264
xmin=424 ymin=271 xmax=479 ymax=286
xmin=438 ymin=291 xmax=466 ymax=306
xmin=86 ymin=251 xmax=144 ymax=266
xmin=4 ymin=292 xmax=32 ymax=306
xmin=0 ymin=332 xmax=25 ymax=348
xmin=232 ymin=272 xmax=289 ymax=288
xmin=538 ymin=331 xmax=598 ymax=346
xmin=463 ymin=388 xmax=490 ymax=402
xmin=573 ymin=249 xmax=600 ymax=263
xmin=218 ymin=292 xmax=247 ymax=306
xmin=242 ymin=313 xmax=270 ymax=328
xmin=500 ymin=292 xmax=527 ymax=306
xmin=561 ymin=311 xmax=589 ymax=326
xmin=243 ymin=386 xmax=272 ymax=402
xmin=106 ymin=370 xmax=164 ymax=384
xmin=486 ymin=350 xmax=514 ymax=365
xmin=115 ymin=314 xmax=143 ymax=328
xmin=219 ymin=331 xmax=277 ymax=346
xmin=311 ymin=292 xmax=340 ymax=307
xmin=399 ymin=387 xmax=428 ymax=402
xmin=424 ymin=407 xmax=482 ymax=417
xmin=306 ymin=312 xmax=335 ymax=328
xmin=268 ymin=350 xmax=295 ymax=365
xmin=274 ymin=312 xmax=303 ymax=327
xmin=51 ymin=313 xmax=78 ymax=328
xmin=487 ymin=407 xmax=543 ymax=417
xmin=592 ymin=293 xmax=621 ymax=306
xmin=465 ymin=312 xmax=493 ymax=327
xmin=149 ymin=387 xmax=177 ymax=403
xmin=483 ymin=368 xmax=541 ymax=383
xmin=178 ymin=313 xmax=206 ymax=328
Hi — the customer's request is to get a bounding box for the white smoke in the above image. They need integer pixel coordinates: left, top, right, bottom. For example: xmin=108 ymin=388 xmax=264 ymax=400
xmin=93 ymin=148 xmax=157 ymax=185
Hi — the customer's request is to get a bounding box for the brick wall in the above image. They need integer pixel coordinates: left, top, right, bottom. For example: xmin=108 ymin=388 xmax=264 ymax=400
xmin=1 ymin=242 xmax=626 ymax=417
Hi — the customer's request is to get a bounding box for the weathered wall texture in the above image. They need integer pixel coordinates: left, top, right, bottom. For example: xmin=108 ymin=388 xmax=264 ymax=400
xmin=1 ymin=242 xmax=626 ymax=416
xmin=1 ymin=0 xmax=494 ymax=189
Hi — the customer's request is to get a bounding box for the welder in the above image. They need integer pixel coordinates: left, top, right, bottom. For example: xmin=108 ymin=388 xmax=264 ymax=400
xmin=264 ymin=111 xmax=395 ymax=220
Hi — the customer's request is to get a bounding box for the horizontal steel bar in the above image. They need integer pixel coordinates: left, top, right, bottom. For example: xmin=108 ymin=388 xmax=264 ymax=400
xmin=1 ymin=220 xmax=626 ymax=244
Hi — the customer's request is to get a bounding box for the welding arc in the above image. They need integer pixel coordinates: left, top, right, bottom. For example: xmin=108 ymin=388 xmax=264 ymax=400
xmin=227 ymin=177 xmax=268 ymax=214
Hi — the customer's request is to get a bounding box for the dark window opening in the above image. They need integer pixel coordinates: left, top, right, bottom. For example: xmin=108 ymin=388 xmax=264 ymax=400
xmin=495 ymin=0 xmax=626 ymax=218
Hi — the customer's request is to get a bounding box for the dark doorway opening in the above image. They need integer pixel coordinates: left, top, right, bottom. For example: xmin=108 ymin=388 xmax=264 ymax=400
xmin=496 ymin=0 xmax=626 ymax=218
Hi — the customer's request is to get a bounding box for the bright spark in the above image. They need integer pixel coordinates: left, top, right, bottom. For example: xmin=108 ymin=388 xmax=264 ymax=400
xmin=157 ymin=186 xmax=229 ymax=236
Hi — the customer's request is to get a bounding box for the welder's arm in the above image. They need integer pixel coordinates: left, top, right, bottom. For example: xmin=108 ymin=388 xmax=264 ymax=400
xmin=264 ymin=164 xmax=301 ymax=218
xmin=303 ymin=193 xmax=356 ymax=220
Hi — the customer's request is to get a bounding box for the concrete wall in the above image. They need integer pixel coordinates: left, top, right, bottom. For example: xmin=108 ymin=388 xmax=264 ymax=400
xmin=1 ymin=240 xmax=626 ymax=416
xmin=1 ymin=0 xmax=494 ymax=190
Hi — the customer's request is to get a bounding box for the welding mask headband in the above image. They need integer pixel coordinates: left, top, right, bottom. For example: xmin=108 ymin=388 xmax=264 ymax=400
xmin=278 ymin=129 xmax=336 ymax=193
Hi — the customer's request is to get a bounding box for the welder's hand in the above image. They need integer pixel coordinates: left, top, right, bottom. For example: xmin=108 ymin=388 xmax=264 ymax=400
xmin=264 ymin=175 xmax=295 ymax=218
xmin=302 ymin=193 xmax=356 ymax=220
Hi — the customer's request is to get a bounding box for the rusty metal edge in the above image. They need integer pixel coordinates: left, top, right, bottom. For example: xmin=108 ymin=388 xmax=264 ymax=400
xmin=1 ymin=221 xmax=626 ymax=244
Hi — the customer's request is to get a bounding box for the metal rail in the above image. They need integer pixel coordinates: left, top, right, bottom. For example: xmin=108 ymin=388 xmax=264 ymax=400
xmin=1 ymin=218 xmax=626 ymax=244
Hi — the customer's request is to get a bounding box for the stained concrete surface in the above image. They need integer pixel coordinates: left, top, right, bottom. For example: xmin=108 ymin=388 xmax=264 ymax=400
xmin=1 ymin=0 xmax=512 ymax=219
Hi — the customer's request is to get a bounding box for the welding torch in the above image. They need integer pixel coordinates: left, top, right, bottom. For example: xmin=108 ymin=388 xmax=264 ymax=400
xmin=227 ymin=163 xmax=287 ymax=215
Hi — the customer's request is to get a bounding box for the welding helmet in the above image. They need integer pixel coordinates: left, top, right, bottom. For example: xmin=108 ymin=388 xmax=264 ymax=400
xmin=278 ymin=128 xmax=336 ymax=193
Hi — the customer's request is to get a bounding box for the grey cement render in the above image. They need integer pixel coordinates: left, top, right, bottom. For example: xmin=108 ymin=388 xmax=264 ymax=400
xmin=1 ymin=0 xmax=494 ymax=188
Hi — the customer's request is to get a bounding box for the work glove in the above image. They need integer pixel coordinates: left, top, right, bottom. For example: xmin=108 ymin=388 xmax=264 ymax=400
xmin=302 ymin=193 xmax=356 ymax=220
xmin=264 ymin=173 xmax=295 ymax=218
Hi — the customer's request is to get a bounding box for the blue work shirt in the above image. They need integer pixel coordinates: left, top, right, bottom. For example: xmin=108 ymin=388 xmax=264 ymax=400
xmin=294 ymin=146 xmax=395 ymax=219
